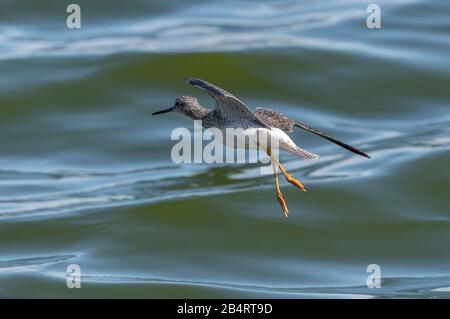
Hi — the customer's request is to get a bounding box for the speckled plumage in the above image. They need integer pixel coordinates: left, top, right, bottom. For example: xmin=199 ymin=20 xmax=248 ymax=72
xmin=152 ymin=78 xmax=370 ymax=219
xmin=186 ymin=77 xmax=270 ymax=130
xmin=253 ymin=107 xmax=295 ymax=132
xmin=153 ymin=78 xmax=370 ymax=159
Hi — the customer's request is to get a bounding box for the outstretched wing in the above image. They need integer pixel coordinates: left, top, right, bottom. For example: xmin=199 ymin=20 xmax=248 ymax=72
xmin=185 ymin=77 xmax=269 ymax=129
xmin=294 ymin=122 xmax=371 ymax=158
xmin=254 ymin=107 xmax=370 ymax=158
xmin=254 ymin=107 xmax=295 ymax=132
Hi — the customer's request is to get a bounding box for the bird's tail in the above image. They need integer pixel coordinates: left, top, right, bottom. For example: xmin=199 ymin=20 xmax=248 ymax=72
xmin=292 ymin=146 xmax=320 ymax=160
xmin=294 ymin=122 xmax=371 ymax=158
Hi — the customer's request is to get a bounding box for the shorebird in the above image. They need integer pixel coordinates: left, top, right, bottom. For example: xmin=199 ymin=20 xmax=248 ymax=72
xmin=153 ymin=78 xmax=370 ymax=219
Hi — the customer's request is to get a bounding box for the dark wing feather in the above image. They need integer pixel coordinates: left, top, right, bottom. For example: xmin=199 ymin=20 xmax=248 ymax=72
xmin=185 ymin=77 xmax=269 ymax=129
xmin=253 ymin=107 xmax=370 ymax=158
xmin=294 ymin=122 xmax=371 ymax=158
xmin=253 ymin=107 xmax=295 ymax=132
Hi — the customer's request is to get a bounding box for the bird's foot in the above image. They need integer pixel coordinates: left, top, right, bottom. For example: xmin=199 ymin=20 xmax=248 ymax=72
xmin=276 ymin=192 xmax=289 ymax=219
xmin=275 ymin=161 xmax=307 ymax=193
xmin=285 ymin=175 xmax=307 ymax=193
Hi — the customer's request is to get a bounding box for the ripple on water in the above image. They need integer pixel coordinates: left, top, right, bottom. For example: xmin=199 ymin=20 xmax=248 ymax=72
xmin=0 ymin=255 xmax=76 ymax=272
xmin=0 ymin=117 xmax=448 ymax=220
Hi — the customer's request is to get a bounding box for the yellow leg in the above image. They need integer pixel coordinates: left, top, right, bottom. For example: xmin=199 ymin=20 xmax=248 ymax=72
xmin=274 ymin=157 xmax=307 ymax=193
xmin=267 ymin=148 xmax=288 ymax=219
xmin=272 ymin=156 xmax=289 ymax=219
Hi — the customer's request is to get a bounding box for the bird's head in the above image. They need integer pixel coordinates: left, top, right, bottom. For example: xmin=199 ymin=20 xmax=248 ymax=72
xmin=152 ymin=95 xmax=200 ymax=117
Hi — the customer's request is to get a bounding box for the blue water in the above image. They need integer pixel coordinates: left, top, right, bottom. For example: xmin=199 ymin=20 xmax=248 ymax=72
xmin=0 ymin=0 xmax=449 ymax=298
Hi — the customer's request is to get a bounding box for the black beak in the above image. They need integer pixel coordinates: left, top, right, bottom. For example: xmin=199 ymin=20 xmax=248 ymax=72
xmin=152 ymin=107 xmax=174 ymax=115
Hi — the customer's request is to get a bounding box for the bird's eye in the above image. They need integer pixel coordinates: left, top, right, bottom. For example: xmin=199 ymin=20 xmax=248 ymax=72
xmin=175 ymin=101 xmax=180 ymax=106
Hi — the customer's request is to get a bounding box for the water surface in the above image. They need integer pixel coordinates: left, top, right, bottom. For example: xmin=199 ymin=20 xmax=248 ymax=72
xmin=0 ymin=0 xmax=449 ymax=298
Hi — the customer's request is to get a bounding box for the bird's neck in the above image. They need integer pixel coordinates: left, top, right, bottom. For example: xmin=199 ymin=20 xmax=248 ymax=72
xmin=185 ymin=104 xmax=212 ymax=120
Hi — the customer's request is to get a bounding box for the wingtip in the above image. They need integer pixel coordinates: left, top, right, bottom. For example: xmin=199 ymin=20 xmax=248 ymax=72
xmin=184 ymin=77 xmax=200 ymax=85
xmin=359 ymin=151 xmax=371 ymax=159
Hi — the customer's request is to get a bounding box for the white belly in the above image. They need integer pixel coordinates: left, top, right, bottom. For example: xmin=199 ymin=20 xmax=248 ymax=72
xmin=222 ymin=127 xmax=297 ymax=151
xmin=217 ymin=126 xmax=318 ymax=159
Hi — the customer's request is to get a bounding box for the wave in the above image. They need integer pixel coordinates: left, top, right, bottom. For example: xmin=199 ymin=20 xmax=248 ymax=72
xmin=0 ymin=0 xmax=433 ymax=60
xmin=0 ymin=116 xmax=448 ymax=220
xmin=0 ymin=254 xmax=76 ymax=272
xmin=42 ymin=271 xmax=450 ymax=298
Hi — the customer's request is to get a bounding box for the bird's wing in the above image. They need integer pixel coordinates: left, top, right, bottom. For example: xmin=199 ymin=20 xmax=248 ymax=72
xmin=185 ymin=77 xmax=269 ymax=129
xmin=294 ymin=122 xmax=370 ymax=158
xmin=253 ymin=107 xmax=295 ymax=132
xmin=255 ymin=107 xmax=370 ymax=158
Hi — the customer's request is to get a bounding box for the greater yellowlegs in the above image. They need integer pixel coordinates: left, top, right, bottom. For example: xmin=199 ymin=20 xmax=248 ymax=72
xmin=153 ymin=78 xmax=370 ymax=219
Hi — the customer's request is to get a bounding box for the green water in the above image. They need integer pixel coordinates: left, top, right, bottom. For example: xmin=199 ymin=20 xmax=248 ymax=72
xmin=0 ymin=0 xmax=449 ymax=298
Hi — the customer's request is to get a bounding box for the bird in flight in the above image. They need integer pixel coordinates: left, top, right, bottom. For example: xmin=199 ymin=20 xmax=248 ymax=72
xmin=153 ymin=78 xmax=370 ymax=219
